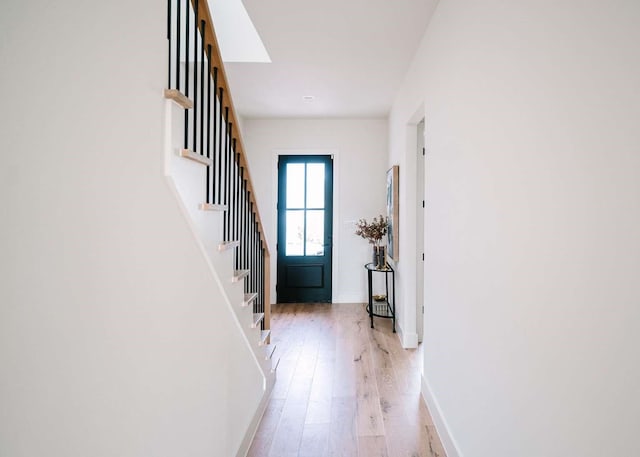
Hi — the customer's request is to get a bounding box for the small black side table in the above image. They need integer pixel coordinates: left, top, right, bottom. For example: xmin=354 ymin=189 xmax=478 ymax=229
xmin=365 ymin=262 xmax=396 ymax=332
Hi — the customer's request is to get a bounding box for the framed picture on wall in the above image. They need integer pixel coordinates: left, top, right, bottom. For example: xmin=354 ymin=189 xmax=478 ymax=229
xmin=386 ymin=165 xmax=399 ymax=261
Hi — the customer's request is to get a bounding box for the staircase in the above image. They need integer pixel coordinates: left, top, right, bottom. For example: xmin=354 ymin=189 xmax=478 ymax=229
xmin=163 ymin=0 xmax=278 ymax=453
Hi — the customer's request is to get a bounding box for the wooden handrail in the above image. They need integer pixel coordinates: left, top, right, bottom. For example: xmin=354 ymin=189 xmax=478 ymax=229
xmin=192 ymin=0 xmax=270 ymax=259
xmin=179 ymin=0 xmax=272 ymax=333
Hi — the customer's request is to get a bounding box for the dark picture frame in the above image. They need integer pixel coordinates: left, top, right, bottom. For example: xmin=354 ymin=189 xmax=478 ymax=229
xmin=386 ymin=165 xmax=399 ymax=261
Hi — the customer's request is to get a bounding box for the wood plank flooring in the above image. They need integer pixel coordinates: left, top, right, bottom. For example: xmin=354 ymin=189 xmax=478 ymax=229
xmin=247 ymin=303 xmax=447 ymax=457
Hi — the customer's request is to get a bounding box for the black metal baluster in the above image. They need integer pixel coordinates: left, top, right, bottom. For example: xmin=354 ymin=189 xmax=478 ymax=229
xmin=233 ymin=145 xmax=239 ymax=258
xmin=258 ymin=234 xmax=262 ymax=315
xmin=254 ymin=236 xmax=259 ymax=314
xmin=240 ymin=171 xmax=245 ymax=274
xmin=242 ymin=189 xmax=246 ymax=287
xmin=227 ymin=124 xmax=233 ymax=241
xmin=240 ymin=183 xmax=244 ymax=277
xmin=245 ymin=183 xmax=249 ymax=277
xmin=248 ymin=192 xmax=252 ymax=291
xmin=233 ymin=144 xmax=239 ymax=266
xmin=263 ymin=245 xmax=266 ymax=318
xmin=211 ymin=57 xmax=217 ymax=204
xmin=257 ymin=239 xmax=262 ymax=315
xmin=192 ymin=0 xmax=198 ymax=153
xmin=235 ymin=150 xmax=241 ymax=263
xmin=217 ymin=86 xmax=223 ymax=206
xmin=231 ymin=144 xmax=238 ymax=269
xmin=226 ymin=116 xmax=233 ymax=241
xmin=238 ymin=173 xmax=243 ymax=275
xmin=261 ymin=245 xmax=265 ymax=324
xmin=233 ymin=146 xmax=237 ymax=249
xmin=243 ymin=179 xmax=246 ymax=277
xmin=200 ymin=19 xmax=205 ymax=158
xmin=205 ymin=43 xmax=211 ymax=203
xmin=249 ymin=203 xmax=254 ymax=294
xmin=246 ymin=190 xmax=251 ymax=278
xmin=167 ymin=0 xmax=172 ymax=88
xmin=214 ymin=67 xmax=222 ymax=204
xmin=251 ymin=209 xmax=258 ymax=303
xmin=221 ymin=103 xmax=228 ymax=240
xmin=254 ymin=217 xmax=258 ymax=306
xmin=176 ymin=0 xmax=181 ymax=91
xmin=184 ymin=0 xmax=190 ymax=149
xmin=246 ymin=182 xmax=250 ymax=273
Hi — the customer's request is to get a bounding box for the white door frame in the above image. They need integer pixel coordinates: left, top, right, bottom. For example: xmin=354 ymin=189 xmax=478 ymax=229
xmin=416 ymin=119 xmax=425 ymax=342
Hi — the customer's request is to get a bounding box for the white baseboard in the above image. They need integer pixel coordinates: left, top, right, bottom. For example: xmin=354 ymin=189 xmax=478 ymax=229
xmin=402 ymin=331 xmax=419 ymax=348
xmin=421 ymin=375 xmax=463 ymax=457
xmin=236 ymin=373 xmax=276 ymax=457
xmin=332 ymin=294 xmax=368 ymax=303
xmin=396 ymin=322 xmax=419 ymax=348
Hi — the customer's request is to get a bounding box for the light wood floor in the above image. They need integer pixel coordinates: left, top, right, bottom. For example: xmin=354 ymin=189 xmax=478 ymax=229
xmin=247 ymin=303 xmax=447 ymax=457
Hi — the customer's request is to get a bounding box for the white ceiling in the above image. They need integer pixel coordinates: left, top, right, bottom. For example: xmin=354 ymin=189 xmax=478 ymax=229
xmin=210 ymin=0 xmax=271 ymax=63
xmin=222 ymin=0 xmax=439 ymax=119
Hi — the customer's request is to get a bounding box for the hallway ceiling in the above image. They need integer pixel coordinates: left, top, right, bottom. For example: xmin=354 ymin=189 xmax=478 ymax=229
xmin=222 ymin=0 xmax=439 ymax=119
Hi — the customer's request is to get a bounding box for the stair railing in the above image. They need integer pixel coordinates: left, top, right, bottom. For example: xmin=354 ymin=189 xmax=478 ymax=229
xmin=165 ymin=0 xmax=270 ymax=332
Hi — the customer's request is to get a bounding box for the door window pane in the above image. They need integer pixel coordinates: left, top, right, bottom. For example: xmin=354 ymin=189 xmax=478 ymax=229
xmin=306 ymin=163 xmax=325 ymax=209
xmin=306 ymin=210 xmax=325 ymax=256
xmin=286 ymin=210 xmax=304 ymax=256
xmin=286 ymin=163 xmax=305 ymax=208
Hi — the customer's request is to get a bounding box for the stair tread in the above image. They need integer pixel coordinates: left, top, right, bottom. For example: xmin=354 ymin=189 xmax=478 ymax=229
xmin=263 ymin=343 xmax=277 ymax=360
xmin=164 ymin=88 xmax=193 ymax=109
xmin=232 ymin=269 xmax=250 ymax=282
xmin=179 ymin=149 xmax=212 ymax=166
xmin=243 ymin=293 xmax=258 ymax=307
xmin=199 ymin=203 xmax=226 ymax=211
xmin=218 ymin=240 xmax=240 ymax=251
xmin=251 ymin=313 xmax=265 ymax=328
xmin=258 ymin=329 xmax=270 ymax=346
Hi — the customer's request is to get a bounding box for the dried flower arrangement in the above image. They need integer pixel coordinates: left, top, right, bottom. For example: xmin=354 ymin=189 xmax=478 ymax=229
xmin=354 ymin=215 xmax=388 ymax=247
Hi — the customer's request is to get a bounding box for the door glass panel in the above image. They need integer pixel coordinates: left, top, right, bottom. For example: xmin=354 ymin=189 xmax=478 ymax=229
xmin=286 ymin=163 xmax=305 ymax=208
xmin=306 ymin=163 xmax=325 ymax=209
xmin=306 ymin=210 xmax=325 ymax=256
xmin=286 ymin=210 xmax=304 ymax=256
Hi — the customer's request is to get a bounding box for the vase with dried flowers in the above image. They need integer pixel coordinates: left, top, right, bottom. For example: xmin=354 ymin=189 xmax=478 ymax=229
xmin=355 ymin=215 xmax=389 ymax=269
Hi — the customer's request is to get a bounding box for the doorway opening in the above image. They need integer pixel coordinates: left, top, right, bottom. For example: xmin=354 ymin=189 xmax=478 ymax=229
xmin=276 ymin=155 xmax=333 ymax=303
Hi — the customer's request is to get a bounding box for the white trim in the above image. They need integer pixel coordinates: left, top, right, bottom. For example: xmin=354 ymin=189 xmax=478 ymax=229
xmin=397 ymin=102 xmax=427 ymax=351
xmin=421 ymin=375 xmax=463 ymax=457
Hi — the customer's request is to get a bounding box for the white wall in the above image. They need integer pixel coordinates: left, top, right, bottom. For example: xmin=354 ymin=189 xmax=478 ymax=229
xmin=0 ymin=1 xmax=260 ymax=455
xmin=389 ymin=0 xmax=640 ymax=456
xmin=242 ymin=119 xmax=388 ymax=303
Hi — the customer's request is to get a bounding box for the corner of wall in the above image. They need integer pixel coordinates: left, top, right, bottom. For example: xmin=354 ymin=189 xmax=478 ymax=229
xmin=396 ymin=322 xmax=418 ymax=349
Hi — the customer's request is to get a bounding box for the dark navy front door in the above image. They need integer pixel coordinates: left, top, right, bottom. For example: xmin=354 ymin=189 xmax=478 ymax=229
xmin=277 ymin=155 xmax=333 ymax=303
